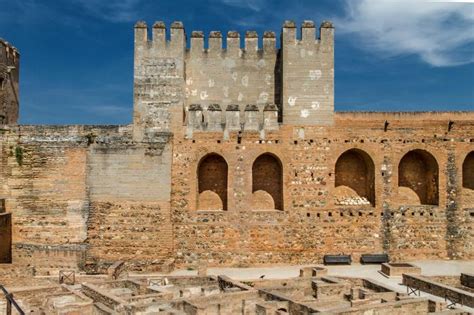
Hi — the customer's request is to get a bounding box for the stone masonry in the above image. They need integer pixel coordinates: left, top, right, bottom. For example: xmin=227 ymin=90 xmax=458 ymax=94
xmin=0 ymin=20 xmax=472 ymax=273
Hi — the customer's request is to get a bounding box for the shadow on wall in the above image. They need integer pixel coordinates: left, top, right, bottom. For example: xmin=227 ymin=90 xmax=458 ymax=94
xmin=198 ymin=153 xmax=228 ymax=210
xmin=463 ymin=151 xmax=473 ymax=190
xmin=335 ymin=149 xmax=375 ymax=206
xmin=252 ymin=153 xmax=283 ymax=210
xmin=398 ymin=149 xmax=439 ymax=206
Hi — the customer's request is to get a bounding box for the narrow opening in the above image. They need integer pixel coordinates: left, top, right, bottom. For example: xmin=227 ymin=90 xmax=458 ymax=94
xmin=0 ymin=212 xmax=12 ymax=263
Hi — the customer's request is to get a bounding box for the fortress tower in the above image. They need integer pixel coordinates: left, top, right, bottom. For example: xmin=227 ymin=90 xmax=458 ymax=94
xmin=0 ymin=39 xmax=19 ymax=125
xmin=133 ymin=20 xmax=334 ymax=140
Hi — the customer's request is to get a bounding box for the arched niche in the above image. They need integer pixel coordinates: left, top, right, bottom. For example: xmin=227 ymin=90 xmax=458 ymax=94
xmin=335 ymin=149 xmax=375 ymax=206
xmin=252 ymin=153 xmax=283 ymax=210
xmin=197 ymin=153 xmax=228 ymax=210
xmin=398 ymin=149 xmax=439 ymax=205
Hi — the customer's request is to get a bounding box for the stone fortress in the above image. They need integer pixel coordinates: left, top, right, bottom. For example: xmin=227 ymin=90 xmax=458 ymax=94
xmin=0 ymin=20 xmax=473 ymax=314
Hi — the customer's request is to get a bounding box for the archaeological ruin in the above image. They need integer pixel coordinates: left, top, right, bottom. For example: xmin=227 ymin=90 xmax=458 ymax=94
xmin=0 ymin=20 xmax=473 ymax=314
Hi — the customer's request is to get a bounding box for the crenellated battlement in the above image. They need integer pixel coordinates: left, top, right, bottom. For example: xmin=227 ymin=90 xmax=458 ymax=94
xmin=281 ymin=20 xmax=334 ymax=44
xmin=133 ymin=20 xmax=335 ymax=140
xmin=134 ymin=20 xmax=332 ymax=53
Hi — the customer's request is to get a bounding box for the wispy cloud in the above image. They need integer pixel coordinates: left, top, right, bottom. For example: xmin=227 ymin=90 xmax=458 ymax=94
xmin=336 ymin=0 xmax=474 ymax=66
xmin=73 ymin=0 xmax=143 ymax=22
xmin=84 ymin=105 xmax=130 ymax=116
xmin=219 ymin=0 xmax=267 ymax=12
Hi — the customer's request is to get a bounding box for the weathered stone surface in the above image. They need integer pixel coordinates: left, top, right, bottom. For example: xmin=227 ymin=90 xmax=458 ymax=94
xmin=0 ymin=21 xmax=472 ymax=276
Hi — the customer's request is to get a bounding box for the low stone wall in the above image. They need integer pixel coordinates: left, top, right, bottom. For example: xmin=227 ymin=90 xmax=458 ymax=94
xmin=403 ymin=274 xmax=474 ymax=307
xmin=332 ymin=298 xmax=430 ymax=315
xmin=461 ymin=273 xmax=474 ymax=289
xmin=381 ymin=263 xmax=421 ymax=277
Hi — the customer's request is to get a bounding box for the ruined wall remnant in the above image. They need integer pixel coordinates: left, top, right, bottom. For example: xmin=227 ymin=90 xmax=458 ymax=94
xmin=0 ymin=39 xmax=19 ymax=125
xmin=0 ymin=211 xmax=12 ymax=263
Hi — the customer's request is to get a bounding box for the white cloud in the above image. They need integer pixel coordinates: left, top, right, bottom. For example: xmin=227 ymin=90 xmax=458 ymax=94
xmin=336 ymin=0 xmax=474 ymax=66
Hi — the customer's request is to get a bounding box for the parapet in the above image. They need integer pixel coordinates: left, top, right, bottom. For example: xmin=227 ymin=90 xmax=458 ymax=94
xmin=282 ymin=19 xmax=334 ymax=45
xmin=185 ymin=103 xmax=279 ymax=135
xmin=134 ymin=21 xmax=278 ymax=55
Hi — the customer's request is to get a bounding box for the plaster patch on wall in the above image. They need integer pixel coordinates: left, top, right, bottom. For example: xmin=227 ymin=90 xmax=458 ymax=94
xmin=238 ymin=92 xmax=244 ymax=101
xmin=223 ymin=86 xmax=229 ymax=97
xmin=300 ymin=48 xmax=306 ymax=58
xmin=241 ymin=75 xmax=249 ymax=87
xmin=191 ymin=89 xmax=197 ymax=96
xmin=208 ymin=79 xmax=215 ymax=87
xmin=311 ymin=101 xmax=320 ymax=110
xmin=309 ymin=70 xmax=322 ymax=80
xmin=301 ymin=109 xmax=310 ymax=118
xmin=232 ymin=72 xmax=238 ymax=82
xmin=186 ymin=78 xmax=193 ymax=86
xmin=288 ymin=96 xmax=297 ymax=107
xmin=257 ymin=59 xmax=266 ymax=69
xmin=200 ymin=91 xmax=208 ymax=100
xmin=223 ymin=58 xmax=236 ymax=69
xmin=265 ymin=74 xmax=272 ymax=85
xmin=259 ymin=92 xmax=269 ymax=102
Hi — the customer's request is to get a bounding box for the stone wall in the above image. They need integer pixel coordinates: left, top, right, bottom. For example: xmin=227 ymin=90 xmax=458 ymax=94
xmin=185 ymin=31 xmax=277 ymax=114
xmin=0 ymin=103 xmax=472 ymax=272
xmin=171 ymin=111 xmax=474 ymax=266
xmin=0 ymin=125 xmax=174 ymax=271
xmin=281 ymin=21 xmax=334 ymax=125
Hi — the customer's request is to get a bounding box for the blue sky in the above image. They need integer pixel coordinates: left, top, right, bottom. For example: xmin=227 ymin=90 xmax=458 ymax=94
xmin=0 ymin=0 xmax=473 ymax=125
